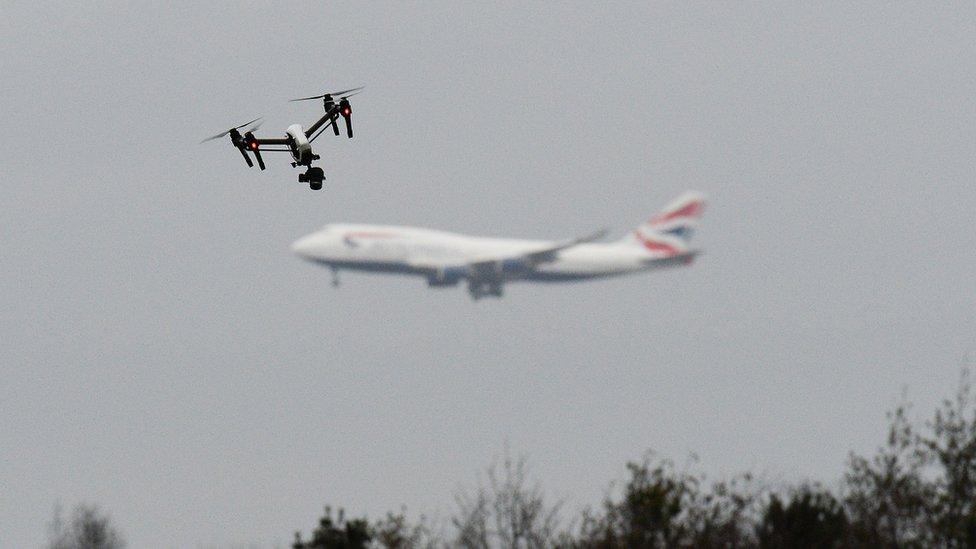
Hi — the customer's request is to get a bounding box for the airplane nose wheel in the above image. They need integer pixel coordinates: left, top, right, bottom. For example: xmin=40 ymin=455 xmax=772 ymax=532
xmin=299 ymin=167 xmax=325 ymax=190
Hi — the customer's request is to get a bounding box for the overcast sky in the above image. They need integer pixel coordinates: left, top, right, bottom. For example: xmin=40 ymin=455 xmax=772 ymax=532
xmin=2 ymin=2 xmax=975 ymax=547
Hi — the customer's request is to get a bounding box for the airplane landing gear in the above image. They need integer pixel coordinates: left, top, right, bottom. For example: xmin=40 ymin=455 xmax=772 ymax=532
xmin=298 ymin=167 xmax=325 ymax=190
xmin=468 ymin=280 xmax=503 ymax=300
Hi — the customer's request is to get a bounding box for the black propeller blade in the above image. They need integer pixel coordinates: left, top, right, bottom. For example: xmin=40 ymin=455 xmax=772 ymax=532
xmin=290 ymin=86 xmax=364 ymax=102
xmin=201 ymin=117 xmax=263 ymax=143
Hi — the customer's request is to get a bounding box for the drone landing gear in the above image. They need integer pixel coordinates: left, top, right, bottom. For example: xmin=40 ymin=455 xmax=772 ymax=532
xmin=298 ymin=167 xmax=325 ymax=190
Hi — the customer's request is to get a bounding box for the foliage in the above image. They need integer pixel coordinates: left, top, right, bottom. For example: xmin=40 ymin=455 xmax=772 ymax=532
xmin=290 ymin=368 xmax=976 ymax=548
xmin=373 ymin=510 xmax=440 ymax=549
xmin=573 ymin=456 xmax=699 ymax=547
xmin=922 ymin=369 xmax=976 ymax=546
xmin=570 ymin=456 xmax=761 ymax=548
xmin=290 ymin=506 xmax=440 ymax=549
xmin=292 ymin=506 xmax=372 ymax=549
xmin=51 ymin=367 xmax=976 ymax=548
xmin=755 ymin=485 xmax=847 ymax=548
xmin=47 ymin=503 xmax=125 ymax=549
xmin=843 ymin=399 xmax=932 ymax=547
xmin=453 ymin=452 xmax=562 ymax=548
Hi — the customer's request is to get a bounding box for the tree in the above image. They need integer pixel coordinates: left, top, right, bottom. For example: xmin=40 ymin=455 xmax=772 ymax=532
xmin=283 ymin=366 xmax=976 ymax=548
xmin=574 ymin=455 xmax=701 ymax=548
xmin=292 ymin=505 xmax=439 ymax=549
xmin=843 ymin=398 xmax=933 ymax=547
xmin=685 ymin=473 xmax=762 ymax=548
xmin=293 ymin=506 xmax=372 ymax=549
xmin=47 ymin=503 xmax=125 ymax=549
xmin=756 ymin=485 xmax=847 ymax=548
xmin=373 ymin=509 xmax=440 ymax=549
xmin=921 ymin=368 xmax=976 ymax=546
xmin=453 ymin=453 xmax=562 ymax=548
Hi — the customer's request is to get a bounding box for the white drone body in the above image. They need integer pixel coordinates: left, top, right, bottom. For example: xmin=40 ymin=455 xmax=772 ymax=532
xmin=202 ymin=87 xmax=362 ymax=190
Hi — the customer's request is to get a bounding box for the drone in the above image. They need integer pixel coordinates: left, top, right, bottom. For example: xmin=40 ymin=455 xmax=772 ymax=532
xmin=202 ymin=87 xmax=363 ymax=190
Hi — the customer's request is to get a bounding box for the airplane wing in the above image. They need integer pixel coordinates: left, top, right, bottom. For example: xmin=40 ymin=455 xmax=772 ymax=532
xmin=467 ymin=229 xmax=608 ymax=277
xmin=643 ymin=250 xmax=700 ymax=268
xmin=408 ymin=229 xmax=607 ymax=279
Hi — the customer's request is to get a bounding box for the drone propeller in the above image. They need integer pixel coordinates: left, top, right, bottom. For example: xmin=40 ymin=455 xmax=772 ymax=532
xmin=290 ymin=86 xmax=364 ymax=102
xmin=200 ymin=117 xmax=263 ymax=143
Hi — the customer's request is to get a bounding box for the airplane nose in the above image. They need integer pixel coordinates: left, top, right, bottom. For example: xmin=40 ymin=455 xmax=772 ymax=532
xmin=290 ymin=234 xmax=320 ymax=258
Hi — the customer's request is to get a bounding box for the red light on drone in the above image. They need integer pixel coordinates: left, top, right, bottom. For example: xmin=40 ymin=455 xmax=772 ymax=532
xmin=342 ymin=108 xmax=351 ymax=116
xmin=249 ymin=141 xmax=258 ymax=150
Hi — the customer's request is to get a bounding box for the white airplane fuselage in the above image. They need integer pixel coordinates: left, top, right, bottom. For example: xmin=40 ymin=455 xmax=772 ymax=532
xmin=291 ymin=192 xmax=706 ymax=299
xmin=293 ymin=224 xmax=662 ymax=280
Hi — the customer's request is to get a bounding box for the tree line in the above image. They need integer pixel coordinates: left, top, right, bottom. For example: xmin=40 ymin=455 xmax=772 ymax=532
xmin=50 ymin=370 xmax=976 ymax=548
xmin=294 ymin=370 xmax=976 ymax=548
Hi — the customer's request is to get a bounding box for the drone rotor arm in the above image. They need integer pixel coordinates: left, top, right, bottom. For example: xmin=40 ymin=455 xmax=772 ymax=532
xmin=251 ymin=137 xmax=290 ymax=146
xmin=305 ymin=106 xmax=340 ymax=140
xmin=309 ymin=121 xmax=337 ymax=144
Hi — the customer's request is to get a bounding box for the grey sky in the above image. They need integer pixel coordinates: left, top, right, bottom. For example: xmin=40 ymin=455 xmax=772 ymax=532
xmin=2 ymin=2 xmax=974 ymax=547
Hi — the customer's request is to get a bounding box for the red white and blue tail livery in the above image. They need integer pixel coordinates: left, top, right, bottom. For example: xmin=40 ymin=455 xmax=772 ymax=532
xmin=292 ymin=191 xmax=706 ymax=300
xmin=623 ymin=191 xmax=706 ymax=256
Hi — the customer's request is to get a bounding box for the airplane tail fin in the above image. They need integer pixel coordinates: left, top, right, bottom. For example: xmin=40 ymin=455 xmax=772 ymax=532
xmin=621 ymin=191 xmax=706 ymax=255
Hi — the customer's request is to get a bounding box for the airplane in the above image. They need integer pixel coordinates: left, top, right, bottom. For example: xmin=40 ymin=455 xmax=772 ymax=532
xmin=291 ymin=192 xmax=706 ymax=300
xmin=201 ymin=87 xmax=363 ymax=190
